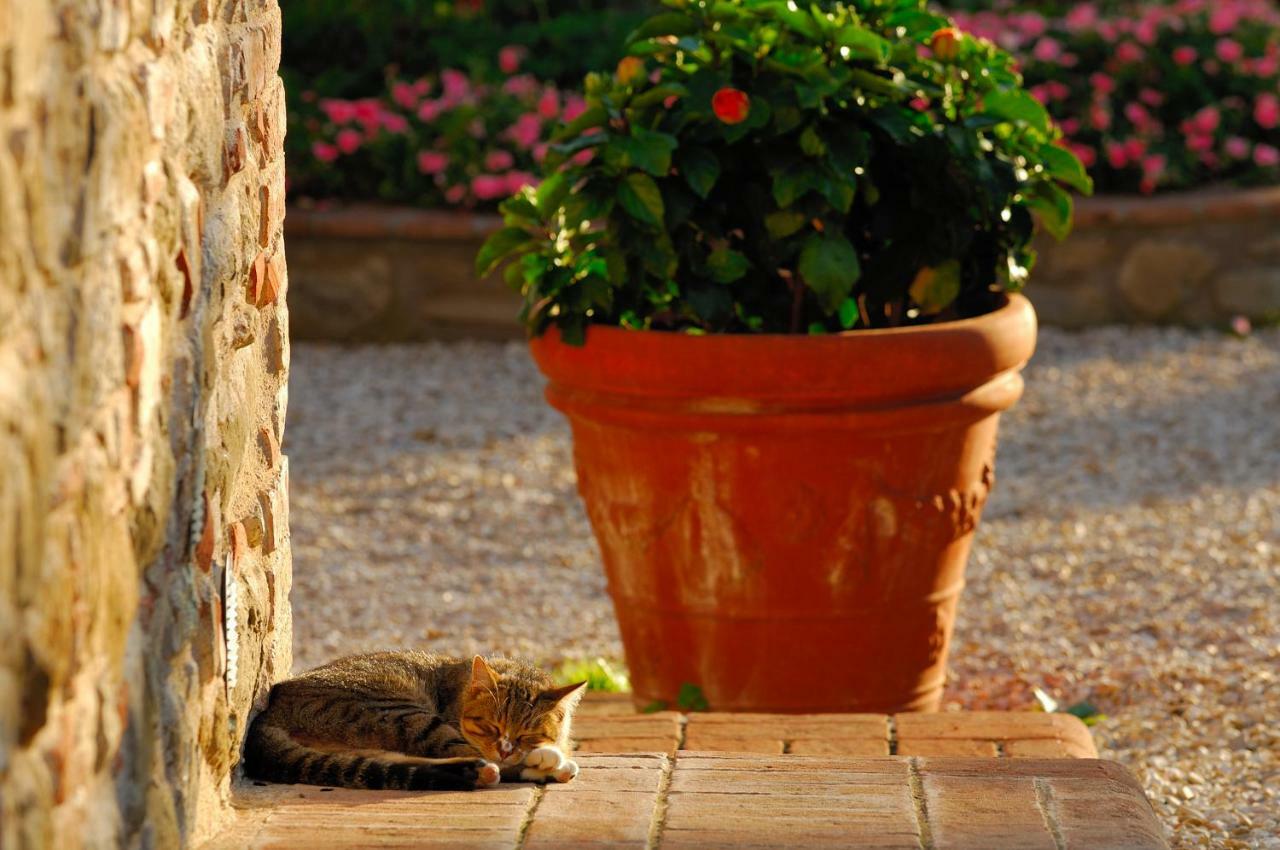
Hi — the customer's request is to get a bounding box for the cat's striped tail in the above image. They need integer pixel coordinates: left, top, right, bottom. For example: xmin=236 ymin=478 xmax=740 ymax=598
xmin=243 ymin=719 xmax=497 ymax=791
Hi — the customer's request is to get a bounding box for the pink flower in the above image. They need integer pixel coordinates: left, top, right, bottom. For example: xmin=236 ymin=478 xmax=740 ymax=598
xmin=1069 ymin=143 xmax=1096 ymax=168
xmin=1141 ymin=154 xmax=1167 ymax=177
xmin=1032 ymin=37 xmax=1062 ymax=62
xmin=1090 ymin=104 xmax=1112 ymax=131
xmin=1106 ymin=142 xmax=1129 ymax=169
xmin=1124 ymin=138 xmax=1147 ymax=161
xmin=441 ymin=69 xmax=471 ymax=105
xmin=1255 ymin=93 xmax=1280 ymax=129
xmin=1065 ymin=4 xmax=1099 ymax=31
xmin=1191 ymin=105 xmax=1221 ymax=134
xmin=498 ymin=45 xmax=526 ymax=75
xmin=537 ymin=89 xmax=560 ymax=120
xmin=320 ymin=99 xmax=357 ymax=124
xmin=505 ymin=171 xmax=537 ymax=193
xmin=417 ymin=151 xmax=449 ymax=175
xmin=1090 ymin=72 xmax=1115 ymax=96
xmin=1139 ymin=88 xmax=1164 ymax=107
xmin=572 ymin=149 xmax=595 ymax=166
xmin=392 ymin=82 xmax=419 ymax=110
xmin=1225 ymin=137 xmax=1252 ymax=159
xmin=1256 ymin=144 xmax=1280 ymax=167
xmin=413 ymin=78 xmax=432 ymax=97
xmin=1048 ymin=81 xmax=1070 ymax=100
xmin=1173 ymin=46 xmax=1197 ymax=66
xmin=1124 ymin=102 xmax=1150 ymax=126
xmin=1186 ymin=133 xmax=1214 ymax=153
xmin=444 ymin=185 xmax=467 ymax=204
xmin=1231 ymin=315 xmax=1253 ymax=336
xmin=1030 ymin=85 xmax=1050 ymax=105
xmin=503 ymin=75 xmax=539 ymax=98
xmin=312 ymin=141 xmax=338 ymax=163
xmin=1209 ymin=7 xmax=1239 ymax=35
xmin=509 ymin=113 xmax=542 ymax=149
xmin=1116 ymin=42 xmax=1144 ymax=64
xmin=562 ymin=95 xmax=588 ymax=123
xmin=417 ymin=99 xmax=445 ymax=123
xmin=1016 ymin=13 xmax=1047 ymax=38
xmin=335 ymin=128 xmax=362 ymax=154
xmin=1134 ymin=19 xmax=1158 ymax=46
xmin=380 ymin=111 xmax=409 ymax=134
xmin=484 ymin=150 xmax=515 ymax=171
xmin=1252 ymin=56 xmax=1279 ymax=77
xmin=471 ymin=174 xmax=510 ymax=200
xmin=1059 ymin=118 xmax=1081 ymax=135
xmin=1216 ymin=39 xmax=1245 ymax=64
xmin=352 ymin=99 xmax=381 ymax=129
xmin=532 ymin=143 xmax=549 ymax=163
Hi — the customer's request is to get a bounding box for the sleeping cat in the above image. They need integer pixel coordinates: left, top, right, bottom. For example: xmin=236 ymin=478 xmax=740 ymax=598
xmin=243 ymin=652 xmax=586 ymax=791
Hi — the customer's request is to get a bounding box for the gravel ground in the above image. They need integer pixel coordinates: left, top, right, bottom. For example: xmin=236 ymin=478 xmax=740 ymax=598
xmin=286 ymin=326 xmax=1278 ymax=849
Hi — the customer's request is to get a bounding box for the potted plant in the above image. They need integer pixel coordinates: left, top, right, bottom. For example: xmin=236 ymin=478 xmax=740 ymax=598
xmin=478 ymin=0 xmax=1091 ymax=713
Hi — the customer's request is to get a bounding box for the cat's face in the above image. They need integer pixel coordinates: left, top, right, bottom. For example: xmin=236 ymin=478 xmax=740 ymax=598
xmin=458 ymin=656 xmax=586 ymax=766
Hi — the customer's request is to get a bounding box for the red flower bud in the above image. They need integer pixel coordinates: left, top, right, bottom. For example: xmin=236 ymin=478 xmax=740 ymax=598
xmin=616 ymin=56 xmax=646 ymax=85
xmin=712 ymin=87 xmax=751 ymax=125
xmin=931 ymin=27 xmax=963 ymax=62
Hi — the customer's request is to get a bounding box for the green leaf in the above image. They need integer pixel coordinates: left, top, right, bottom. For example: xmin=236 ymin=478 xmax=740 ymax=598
xmin=630 ymin=83 xmax=690 ymax=110
xmin=678 ymin=147 xmax=721 ymax=199
xmin=836 ymin=25 xmax=890 ymax=63
xmin=676 ymin=683 xmax=710 ymax=712
xmin=536 ymin=172 xmax=570 ymax=217
xmin=628 ymin=127 xmax=679 ymax=177
xmin=772 ymin=166 xmax=821 ymax=208
xmin=617 ymin=172 xmax=666 ymax=227
xmin=1040 ymin=143 xmax=1094 ymax=195
xmin=476 ymin=227 xmax=534 ymax=277
xmin=706 ymin=247 xmax=749 ymax=283
xmin=554 ymin=104 xmax=607 ymax=141
xmin=982 ymin=89 xmax=1051 ymax=134
xmin=1026 ymin=182 xmax=1074 ymax=241
xmin=800 ymin=126 xmax=826 ymax=157
xmin=765 ymin=209 xmax=807 ymax=240
xmin=641 ymin=700 xmax=668 ymax=714
xmin=627 ymin=11 xmax=699 ymax=44
xmin=838 ymin=297 xmax=859 ymax=329
xmin=909 ymin=260 xmax=962 ymax=314
xmin=798 ymin=232 xmax=861 ymax=310
xmin=499 ymin=194 xmax=539 ymax=226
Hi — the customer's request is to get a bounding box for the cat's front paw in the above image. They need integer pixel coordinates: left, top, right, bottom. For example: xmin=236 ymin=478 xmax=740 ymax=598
xmin=524 ymin=746 xmax=566 ymax=772
xmin=477 ymin=761 xmax=501 ymax=788
xmin=550 ymin=759 xmax=578 ymax=783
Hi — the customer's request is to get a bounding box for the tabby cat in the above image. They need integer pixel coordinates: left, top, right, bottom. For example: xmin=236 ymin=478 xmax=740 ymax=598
xmin=243 ymin=652 xmax=586 ymax=791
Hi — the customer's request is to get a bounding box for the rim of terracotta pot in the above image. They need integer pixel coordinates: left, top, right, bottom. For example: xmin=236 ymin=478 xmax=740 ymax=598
xmin=529 ymin=293 xmax=1037 ymax=422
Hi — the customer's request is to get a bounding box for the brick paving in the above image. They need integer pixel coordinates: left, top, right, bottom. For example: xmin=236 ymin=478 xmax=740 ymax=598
xmin=208 ymin=752 xmax=1165 ymax=849
xmin=204 ymin=706 xmax=1168 ymax=848
xmin=573 ymin=695 xmax=1098 ymax=759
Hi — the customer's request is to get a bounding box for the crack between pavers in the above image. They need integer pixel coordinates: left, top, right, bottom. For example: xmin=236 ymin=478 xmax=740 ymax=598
xmin=1034 ymin=777 xmax=1068 ymax=850
xmin=995 ymin=739 xmax=1007 ymax=758
xmin=645 ymin=753 xmax=676 ymax=850
xmin=907 ymin=757 xmax=935 ymax=850
xmin=887 ymin=715 xmax=899 ymax=756
xmin=675 ymin=712 xmax=689 ymax=752
xmin=513 ymin=784 xmax=547 ymax=850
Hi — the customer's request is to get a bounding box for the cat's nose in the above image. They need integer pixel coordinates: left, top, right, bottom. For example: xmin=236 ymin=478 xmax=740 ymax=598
xmin=498 ymin=738 xmax=514 ymax=758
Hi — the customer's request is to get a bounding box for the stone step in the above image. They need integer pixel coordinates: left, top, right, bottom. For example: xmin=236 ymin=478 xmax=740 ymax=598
xmin=573 ymin=698 xmax=1098 ymax=760
xmin=207 ymin=752 xmax=1167 ymax=849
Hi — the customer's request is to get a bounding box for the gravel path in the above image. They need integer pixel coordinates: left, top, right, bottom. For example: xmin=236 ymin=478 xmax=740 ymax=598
xmin=285 ymin=327 xmax=1278 ymax=849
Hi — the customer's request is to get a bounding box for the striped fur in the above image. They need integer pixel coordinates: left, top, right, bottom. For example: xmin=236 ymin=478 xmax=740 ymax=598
xmin=243 ymin=652 xmax=585 ymax=791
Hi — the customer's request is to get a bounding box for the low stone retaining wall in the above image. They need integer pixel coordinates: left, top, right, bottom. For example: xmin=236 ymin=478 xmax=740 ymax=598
xmin=285 ymin=186 xmax=1280 ymax=341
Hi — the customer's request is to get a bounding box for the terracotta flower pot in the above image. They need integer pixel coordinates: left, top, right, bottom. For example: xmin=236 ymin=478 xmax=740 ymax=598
xmin=529 ymin=295 xmax=1037 ymax=713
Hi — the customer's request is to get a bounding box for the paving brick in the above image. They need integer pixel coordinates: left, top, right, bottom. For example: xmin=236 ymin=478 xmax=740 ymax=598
xmin=898 ymin=738 xmax=999 ymax=757
xmin=682 ymin=733 xmax=784 ymax=754
xmin=576 ymin=737 xmax=679 ymax=755
xmin=788 ymin=738 xmax=890 ymax=757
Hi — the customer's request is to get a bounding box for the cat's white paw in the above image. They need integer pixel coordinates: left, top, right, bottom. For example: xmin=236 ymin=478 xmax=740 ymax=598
xmin=550 ymin=759 xmax=579 ymax=783
xmin=524 ymin=746 xmax=566 ymax=772
xmin=477 ymin=761 xmax=502 ymax=788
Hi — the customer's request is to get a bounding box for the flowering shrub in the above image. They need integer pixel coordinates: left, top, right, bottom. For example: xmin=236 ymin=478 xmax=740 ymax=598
xmin=290 ymin=61 xmax=590 ymax=209
xmin=954 ymin=0 xmax=1280 ymax=193
xmin=478 ymin=0 xmax=1091 ymax=340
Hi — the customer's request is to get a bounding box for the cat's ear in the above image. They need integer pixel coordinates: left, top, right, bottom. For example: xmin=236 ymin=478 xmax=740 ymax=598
xmin=540 ymin=681 xmax=588 ymax=710
xmin=470 ymin=655 xmax=498 ymax=690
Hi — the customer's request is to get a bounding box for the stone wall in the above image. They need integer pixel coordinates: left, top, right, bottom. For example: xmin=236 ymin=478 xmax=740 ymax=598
xmin=283 ymin=187 xmax=1280 ymax=342
xmin=0 ymin=2 xmax=290 ymax=848
xmin=1029 ymin=186 xmax=1280 ymax=327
